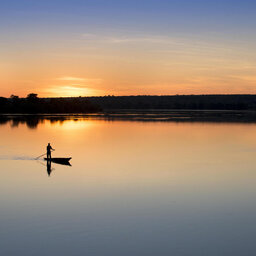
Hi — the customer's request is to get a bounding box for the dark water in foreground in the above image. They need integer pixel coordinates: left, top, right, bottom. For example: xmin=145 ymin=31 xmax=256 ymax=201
xmin=1 ymin=117 xmax=256 ymax=255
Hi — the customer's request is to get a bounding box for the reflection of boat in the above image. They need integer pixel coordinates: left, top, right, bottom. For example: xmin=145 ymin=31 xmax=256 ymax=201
xmin=44 ymin=157 xmax=72 ymax=166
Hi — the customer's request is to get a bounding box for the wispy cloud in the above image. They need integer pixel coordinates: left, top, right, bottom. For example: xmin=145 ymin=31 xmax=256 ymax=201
xmin=107 ymin=36 xmax=180 ymax=44
xmin=57 ymin=76 xmax=86 ymax=81
xmin=56 ymin=76 xmax=103 ymax=84
xmin=80 ymin=33 xmax=247 ymax=60
xmin=82 ymin=33 xmax=185 ymax=45
xmin=229 ymin=75 xmax=256 ymax=82
xmin=57 ymin=76 xmax=102 ymax=82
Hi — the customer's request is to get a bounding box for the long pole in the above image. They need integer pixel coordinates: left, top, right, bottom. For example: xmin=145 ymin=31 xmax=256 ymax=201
xmin=35 ymin=153 xmax=46 ymax=160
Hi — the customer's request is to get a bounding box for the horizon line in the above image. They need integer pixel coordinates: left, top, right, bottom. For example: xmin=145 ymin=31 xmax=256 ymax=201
xmin=2 ymin=93 xmax=256 ymax=99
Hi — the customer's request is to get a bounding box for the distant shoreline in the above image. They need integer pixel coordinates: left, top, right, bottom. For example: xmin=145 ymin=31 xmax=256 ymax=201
xmin=2 ymin=95 xmax=256 ymax=114
xmin=2 ymin=110 xmax=256 ymax=126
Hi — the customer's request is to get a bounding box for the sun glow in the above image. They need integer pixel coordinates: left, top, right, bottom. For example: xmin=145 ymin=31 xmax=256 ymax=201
xmin=48 ymin=119 xmax=96 ymax=130
xmin=61 ymin=120 xmax=95 ymax=130
xmin=43 ymin=85 xmax=98 ymax=97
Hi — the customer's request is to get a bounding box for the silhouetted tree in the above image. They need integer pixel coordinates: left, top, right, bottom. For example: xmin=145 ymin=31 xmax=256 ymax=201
xmin=10 ymin=95 xmax=19 ymax=100
xmin=27 ymin=93 xmax=38 ymax=99
xmin=0 ymin=97 xmax=8 ymax=113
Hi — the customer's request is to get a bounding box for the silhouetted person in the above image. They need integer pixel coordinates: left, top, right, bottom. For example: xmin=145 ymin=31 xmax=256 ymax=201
xmin=47 ymin=143 xmax=54 ymax=160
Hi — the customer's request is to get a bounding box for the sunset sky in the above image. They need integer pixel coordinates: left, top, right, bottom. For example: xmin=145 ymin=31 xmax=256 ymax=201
xmin=1 ymin=0 xmax=256 ymax=97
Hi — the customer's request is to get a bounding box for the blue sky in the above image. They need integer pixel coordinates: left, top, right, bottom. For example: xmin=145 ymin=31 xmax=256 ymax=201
xmin=1 ymin=0 xmax=256 ymax=33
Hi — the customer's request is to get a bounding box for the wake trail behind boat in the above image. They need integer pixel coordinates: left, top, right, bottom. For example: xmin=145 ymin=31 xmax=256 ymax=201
xmin=0 ymin=155 xmax=38 ymax=160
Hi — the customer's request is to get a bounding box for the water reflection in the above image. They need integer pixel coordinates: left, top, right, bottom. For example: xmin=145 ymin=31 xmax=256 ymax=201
xmin=0 ymin=117 xmax=8 ymax=125
xmin=2 ymin=110 xmax=256 ymax=130
xmin=0 ymin=115 xmax=68 ymax=129
xmin=46 ymin=160 xmax=53 ymax=176
xmin=45 ymin=159 xmax=71 ymax=177
xmin=11 ymin=117 xmax=42 ymax=129
xmin=1 ymin=116 xmax=256 ymax=256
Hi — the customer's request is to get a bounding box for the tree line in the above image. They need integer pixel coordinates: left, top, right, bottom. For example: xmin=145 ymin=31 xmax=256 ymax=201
xmin=89 ymin=95 xmax=256 ymax=110
xmin=1 ymin=94 xmax=256 ymax=113
xmin=0 ymin=94 xmax=101 ymax=113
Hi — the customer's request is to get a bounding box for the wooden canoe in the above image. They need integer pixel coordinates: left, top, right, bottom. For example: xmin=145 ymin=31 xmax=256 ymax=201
xmin=44 ymin=157 xmax=72 ymax=165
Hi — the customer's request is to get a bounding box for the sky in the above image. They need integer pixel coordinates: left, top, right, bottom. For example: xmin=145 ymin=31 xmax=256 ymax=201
xmin=1 ymin=0 xmax=256 ymax=97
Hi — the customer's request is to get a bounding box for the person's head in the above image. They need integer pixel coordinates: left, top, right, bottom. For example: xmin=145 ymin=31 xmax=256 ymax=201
xmin=48 ymin=143 xmax=50 ymax=145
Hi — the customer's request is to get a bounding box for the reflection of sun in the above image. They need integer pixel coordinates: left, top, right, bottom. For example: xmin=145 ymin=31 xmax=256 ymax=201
xmin=45 ymin=119 xmax=98 ymax=142
xmin=59 ymin=120 xmax=95 ymax=130
xmin=45 ymin=119 xmax=96 ymax=131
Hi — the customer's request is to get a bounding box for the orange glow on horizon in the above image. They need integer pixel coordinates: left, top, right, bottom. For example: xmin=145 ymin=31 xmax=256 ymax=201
xmin=1 ymin=32 xmax=256 ymax=97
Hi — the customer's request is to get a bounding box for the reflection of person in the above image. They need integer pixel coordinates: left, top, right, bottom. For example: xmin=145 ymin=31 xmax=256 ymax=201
xmin=46 ymin=143 xmax=54 ymax=160
xmin=47 ymin=160 xmax=52 ymax=176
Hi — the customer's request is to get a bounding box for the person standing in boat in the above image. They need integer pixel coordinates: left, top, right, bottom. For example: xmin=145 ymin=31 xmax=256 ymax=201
xmin=46 ymin=143 xmax=55 ymax=160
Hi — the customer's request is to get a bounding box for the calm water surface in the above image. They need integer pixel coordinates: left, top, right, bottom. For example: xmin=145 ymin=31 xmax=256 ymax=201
xmin=1 ymin=118 xmax=256 ymax=255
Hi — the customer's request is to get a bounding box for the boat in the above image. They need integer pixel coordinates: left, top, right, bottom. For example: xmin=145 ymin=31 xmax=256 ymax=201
xmin=44 ymin=157 xmax=72 ymax=166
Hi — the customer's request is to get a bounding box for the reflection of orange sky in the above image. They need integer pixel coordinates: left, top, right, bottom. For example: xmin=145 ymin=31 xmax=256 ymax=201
xmin=2 ymin=119 xmax=256 ymax=170
xmin=1 ymin=120 xmax=256 ymax=199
